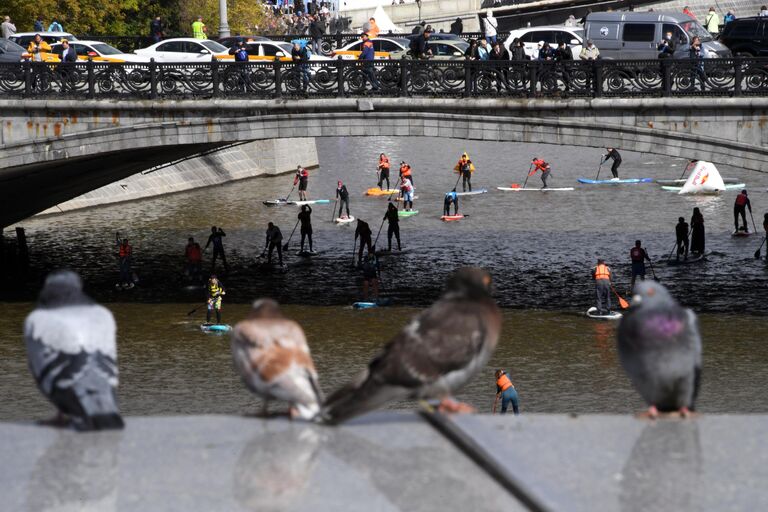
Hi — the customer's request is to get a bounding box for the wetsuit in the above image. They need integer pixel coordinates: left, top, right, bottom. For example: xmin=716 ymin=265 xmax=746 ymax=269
xmin=294 ymin=168 xmax=309 ymax=201
xmin=496 ymin=373 xmax=519 ymax=415
xmin=206 ymin=280 xmax=224 ymax=324
xmin=676 ymin=221 xmax=690 ymax=260
xmin=266 ymin=225 xmax=283 ymax=265
xmin=457 ymin=159 xmax=473 ymax=192
xmin=603 ymin=149 xmax=622 ymax=179
xmin=336 ymin=184 xmax=350 ymax=218
xmin=117 ymin=241 xmax=133 ymax=286
xmin=205 ymin=229 xmax=228 ymax=272
xmin=384 ymin=205 xmax=401 ymax=251
xmin=690 ymin=211 xmax=705 ymax=254
xmin=378 ymin=156 xmax=390 ymax=190
xmin=444 ymin=191 xmax=459 ymax=215
xmin=355 ymin=220 xmax=373 ymax=263
xmin=298 ymin=206 xmax=313 ymax=253
xmin=629 ymin=246 xmax=649 ymax=290
xmin=734 ymin=192 xmax=751 ymax=232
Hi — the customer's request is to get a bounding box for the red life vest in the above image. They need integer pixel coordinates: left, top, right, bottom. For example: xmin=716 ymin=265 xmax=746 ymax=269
xmin=630 ymin=247 xmax=645 ymax=262
xmin=379 ymin=156 xmax=390 ymax=170
xmin=119 ymin=243 xmax=132 ymax=258
xmin=735 ymin=193 xmax=748 ymax=206
xmin=532 ymin=159 xmax=549 ymax=173
xmin=186 ymin=243 xmax=202 ymax=262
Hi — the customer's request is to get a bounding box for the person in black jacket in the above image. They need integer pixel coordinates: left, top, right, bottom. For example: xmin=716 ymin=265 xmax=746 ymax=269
xmin=450 ymin=17 xmax=463 ymax=35
xmin=150 ymin=16 xmax=164 ymax=42
xmin=410 ymin=27 xmax=432 ymax=59
xmin=384 ymin=203 xmax=401 ymax=252
xmin=291 ymin=41 xmax=311 ymax=93
xmin=354 ymin=219 xmax=373 ymax=264
xmin=510 ymin=38 xmax=527 ymax=60
xmin=57 ymin=39 xmax=78 ymax=93
xmin=309 ymin=15 xmax=325 ymax=55
xmin=488 ymin=42 xmax=509 ymax=92
xmin=336 ymin=180 xmax=350 ymax=219
xmin=553 ymin=41 xmax=573 ymax=91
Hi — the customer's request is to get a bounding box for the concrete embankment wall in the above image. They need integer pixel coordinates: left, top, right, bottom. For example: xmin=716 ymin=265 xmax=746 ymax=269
xmin=39 ymin=138 xmax=319 ymax=215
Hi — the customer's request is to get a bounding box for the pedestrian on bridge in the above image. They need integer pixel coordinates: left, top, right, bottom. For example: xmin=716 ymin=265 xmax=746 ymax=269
xmin=192 ymin=16 xmax=207 ymax=40
xmin=1 ymin=16 xmax=16 ymax=39
xmin=358 ymin=33 xmax=380 ymax=91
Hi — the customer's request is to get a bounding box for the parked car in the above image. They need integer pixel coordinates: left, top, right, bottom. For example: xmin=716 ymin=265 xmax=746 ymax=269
xmin=0 ymin=39 xmax=29 ymax=62
xmin=404 ymin=32 xmax=462 ymax=42
xmin=217 ymin=35 xmax=270 ymax=47
xmin=718 ymin=17 xmax=768 ymax=56
xmin=9 ymin=31 xmax=78 ymax=48
xmin=330 ymin=37 xmax=410 ymax=59
xmin=50 ymin=40 xmax=152 ymax=63
xmin=134 ymin=38 xmax=230 ymax=62
xmin=390 ymin=39 xmax=469 ymax=60
xmin=584 ymin=11 xmax=731 ymax=59
xmin=240 ymin=40 xmax=332 ymax=62
xmin=503 ymin=26 xmax=583 ymax=60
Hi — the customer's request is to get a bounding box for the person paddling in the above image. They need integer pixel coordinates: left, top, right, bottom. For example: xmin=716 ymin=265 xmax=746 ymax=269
xmin=205 ymin=226 xmax=228 ymax=273
xmin=265 ymin=222 xmax=284 ymax=266
xmin=206 ymin=274 xmax=225 ymax=325
xmin=444 ymin=188 xmax=459 ymax=216
xmin=294 ymin=165 xmax=309 ymax=201
xmin=116 ymin=237 xmax=134 ymax=289
xmin=690 ymin=207 xmax=705 ymax=254
xmin=454 ymin=152 xmax=475 ymax=192
xmin=734 ymin=189 xmax=752 ymax=233
xmin=336 ymin=180 xmax=351 ymax=219
xmin=384 ymin=202 xmax=401 ymax=252
xmin=185 ymin=237 xmax=203 ymax=282
xmin=399 ymin=161 xmax=414 ymax=185
xmin=298 ymin=205 xmax=313 ymax=253
xmin=355 ymin=219 xmax=373 ymax=265
xmin=676 ymin=217 xmax=690 ymax=261
xmin=378 ymin=153 xmax=391 ymax=190
xmin=602 ymin=148 xmax=622 ymax=180
xmin=591 ymin=258 xmax=612 ymax=315
xmin=400 ymin=178 xmax=415 ymax=211
xmin=629 ymin=240 xmax=651 ymax=292
xmin=494 ymin=369 xmax=519 ymax=415
xmin=530 ymin=158 xmax=551 ymax=189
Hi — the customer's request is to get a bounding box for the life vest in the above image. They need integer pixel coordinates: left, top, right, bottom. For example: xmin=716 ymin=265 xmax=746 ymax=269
xmin=630 ymin=247 xmax=644 ymax=262
xmin=379 ymin=156 xmax=390 ymax=169
xmin=208 ymin=281 xmax=222 ymax=297
xmin=594 ymin=263 xmax=610 ymax=280
xmin=399 ymin=164 xmax=412 ymax=177
xmin=496 ymin=373 xmax=513 ymax=391
xmin=186 ymin=243 xmax=202 ymax=262
xmin=533 ymin=159 xmax=548 ymax=172
xmin=735 ymin=193 xmax=748 ymax=206
xmin=119 ymin=243 xmax=132 ymax=258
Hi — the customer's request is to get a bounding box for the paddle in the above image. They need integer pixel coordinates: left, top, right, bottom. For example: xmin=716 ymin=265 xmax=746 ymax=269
xmin=611 ymin=285 xmax=630 ymax=309
xmin=330 ymin=199 xmax=337 ymax=222
xmin=351 ymin=238 xmax=357 ymax=268
xmin=492 ymin=394 xmax=499 ymax=414
xmin=283 ymin=218 xmax=300 ymax=251
xmin=595 ymin=157 xmax=604 ymax=181
xmin=749 ymin=209 xmax=757 ymax=234
xmin=453 ymin=169 xmax=462 ymax=191
xmin=679 ymin=159 xmax=696 ymax=180
xmin=519 ymin=163 xmax=534 ymax=189
xmin=755 ymin=237 xmax=766 ymax=259
xmin=283 ymin=183 xmax=296 ymax=202
xmin=647 ymin=256 xmax=659 ymax=282
xmin=187 ymin=302 xmax=206 ymax=316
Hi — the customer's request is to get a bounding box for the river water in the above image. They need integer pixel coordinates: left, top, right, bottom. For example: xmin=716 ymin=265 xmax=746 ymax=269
xmin=1 ymin=137 xmax=767 ymax=419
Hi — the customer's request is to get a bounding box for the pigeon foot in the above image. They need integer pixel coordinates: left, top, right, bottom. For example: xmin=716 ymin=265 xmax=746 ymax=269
xmin=38 ymin=412 xmax=71 ymax=428
xmin=636 ymin=405 xmax=659 ymax=419
xmin=438 ymin=397 xmax=476 ymax=414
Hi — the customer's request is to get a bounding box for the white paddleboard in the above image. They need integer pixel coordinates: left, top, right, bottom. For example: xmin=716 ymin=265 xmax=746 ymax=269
xmin=497 ymin=187 xmax=575 ymax=192
xmin=456 ymin=189 xmax=488 ymax=196
xmin=334 ymin=215 xmax=356 ymax=224
xmin=287 ymin=199 xmax=331 ymax=205
xmin=586 ymin=307 xmax=622 ymax=320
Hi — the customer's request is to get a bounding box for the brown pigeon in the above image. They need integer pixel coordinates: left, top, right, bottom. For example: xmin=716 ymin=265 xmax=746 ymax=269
xmin=231 ymin=299 xmax=323 ymax=420
xmin=322 ymin=267 xmax=501 ymax=424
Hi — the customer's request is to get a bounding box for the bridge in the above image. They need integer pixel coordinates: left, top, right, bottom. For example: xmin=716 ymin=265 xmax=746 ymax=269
xmin=2 ymin=59 xmax=768 ymax=226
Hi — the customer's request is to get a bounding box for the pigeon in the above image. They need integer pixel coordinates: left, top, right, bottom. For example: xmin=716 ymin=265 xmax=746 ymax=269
xmin=24 ymin=270 xmax=124 ymax=431
xmin=617 ymin=281 xmax=702 ymax=418
xmin=322 ymin=267 xmax=501 ymax=425
xmin=231 ymin=299 xmax=323 ymax=420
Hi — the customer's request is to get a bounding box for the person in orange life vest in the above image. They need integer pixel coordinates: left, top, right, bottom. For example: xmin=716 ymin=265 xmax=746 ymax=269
xmin=185 ymin=237 xmax=203 ymax=282
xmin=494 ymin=369 xmax=519 ymax=415
xmin=454 ymin=152 xmax=475 ymax=192
xmin=294 ymin=165 xmax=309 ymax=201
xmin=378 ymin=153 xmax=391 ymax=190
xmin=629 ymin=240 xmax=651 ymax=292
xmin=116 ymin=237 xmax=133 ymax=288
xmin=734 ymin=189 xmax=752 ymax=233
xmin=592 ymin=258 xmax=612 ymax=315
xmin=530 ymin=157 xmax=551 ymax=189
xmin=399 ymin=161 xmax=413 ymax=185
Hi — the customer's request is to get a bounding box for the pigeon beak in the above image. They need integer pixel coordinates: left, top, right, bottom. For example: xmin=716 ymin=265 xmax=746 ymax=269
xmin=632 ymin=294 xmax=642 ymax=305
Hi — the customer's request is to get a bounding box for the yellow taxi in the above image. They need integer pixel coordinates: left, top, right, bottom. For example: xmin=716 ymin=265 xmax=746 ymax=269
xmin=330 ymin=37 xmax=409 ymax=60
xmin=49 ymin=40 xmax=153 ymax=63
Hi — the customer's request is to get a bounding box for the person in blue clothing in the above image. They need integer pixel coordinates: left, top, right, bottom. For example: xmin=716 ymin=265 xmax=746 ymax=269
xmin=358 ymin=33 xmax=380 ymax=91
xmin=48 ymin=19 xmax=63 ymax=32
xmin=494 ymin=369 xmax=520 ymax=415
xmin=444 ymin=188 xmax=459 ymax=216
xmin=205 ymin=226 xmax=229 ymax=272
xmin=291 ymin=41 xmax=311 ymax=93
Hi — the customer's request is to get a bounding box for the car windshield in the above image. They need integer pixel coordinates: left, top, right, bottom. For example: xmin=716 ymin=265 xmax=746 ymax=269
xmin=201 ymin=40 xmax=228 ymax=52
xmin=91 ymin=43 xmax=123 ymax=55
xmin=277 ymin=42 xmax=293 ymax=53
xmin=452 ymin=41 xmax=469 ymax=52
xmin=681 ymin=21 xmax=713 ymax=42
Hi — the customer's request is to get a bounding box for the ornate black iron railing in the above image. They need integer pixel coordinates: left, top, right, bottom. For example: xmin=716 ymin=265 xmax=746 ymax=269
xmin=1 ymin=58 xmax=766 ymax=100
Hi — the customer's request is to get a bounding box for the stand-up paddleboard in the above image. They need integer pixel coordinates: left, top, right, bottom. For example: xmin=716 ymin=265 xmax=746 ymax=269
xmin=286 ymin=199 xmax=331 ymax=205
xmin=296 ymin=250 xmax=321 ymax=256
xmin=661 ymin=183 xmax=746 ymax=193
xmin=366 ymin=188 xmax=400 ymax=196
xmin=577 ymin=177 xmax=653 ymax=184
xmin=114 ymin=282 xmax=135 ymax=290
xmin=263 ymin=199 xmax=288 ymax=206
xmin=666 ymin=251 xmax=710 ymax=265
xmin=456 ymin=189 xmax=488 ymax=196
xmin=732 ymin=230 xmax=752 ymax=237
xmin=375 ymin=248 xmax=410 ymax=256
xmin=396 ymin=195 xmax=419 ymax=201
xmin=656 ymin=177 xmax=744 ymax=186
xmin=200 ymin=323 xmax=232 ymax=333
xmin=398 ymin=210 xmax=419 ymax=217
xmin=334 ymin=215 xmax=356 ymax=224
xmin=441 ymin=214 xmax=465 ymax=222
xmin=586 ymin=307 xmax=622 ymax=320
xmin=497 ymin=186 xmax=575 ymax=192
xmin=353 ymin=297 xmax=392 ymax=309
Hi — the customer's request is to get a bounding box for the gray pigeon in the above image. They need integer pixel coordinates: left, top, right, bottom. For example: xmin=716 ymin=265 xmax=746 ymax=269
xmin=617 ymin=281 xmax=702 ymax=418
xmin=24 ymin=270 xmax=124 ymax=430
xmin=322 ymin=267 xmax=501 ymax=424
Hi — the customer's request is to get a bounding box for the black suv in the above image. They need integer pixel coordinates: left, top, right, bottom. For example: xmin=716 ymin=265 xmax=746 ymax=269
xmin=719 ymin=17 xmax=768 ymax=56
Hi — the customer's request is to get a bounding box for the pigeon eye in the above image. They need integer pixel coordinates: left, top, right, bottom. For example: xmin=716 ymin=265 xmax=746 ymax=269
xmin=647 ymin=289 xmax=656 ymax=297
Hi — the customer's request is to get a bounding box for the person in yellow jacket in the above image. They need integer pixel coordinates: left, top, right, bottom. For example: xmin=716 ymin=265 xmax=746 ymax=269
xmin=27 ymin=34 xmax=51 ymax=62
xmin=192 ymin=16 xmax=207 ymax=39
xmin=453 ymin=152 xmax=476 ymax=192
xmin=206 ymin=274 xmax=225 ymax=324
xmin=591 ymin=258 xmax=612 ymax=315
xmin=493 ymin=369 xmax=519 ymax=415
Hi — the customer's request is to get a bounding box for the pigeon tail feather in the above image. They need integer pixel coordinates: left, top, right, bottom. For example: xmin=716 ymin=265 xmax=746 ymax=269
xmin=73 ymin=413 xmax=125 ymax=431
xmin=322 ymin=374 xmax=407 ymax=425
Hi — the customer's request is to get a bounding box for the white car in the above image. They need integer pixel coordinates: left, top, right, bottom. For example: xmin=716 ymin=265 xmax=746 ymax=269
xmin=330 ymin=37 xmax=410 ymax=60
xmin=134 ymin=38 xmax=230 ymax=62
xmin=241 ymin=40 xmax=332 ymax=62
xmin=50 ymin=40 xmax=152 ymax=63
xmin=9 ymin=31 xmax=78 ymax=48
xmin=503 ymin=26 xmax=584 ymax=60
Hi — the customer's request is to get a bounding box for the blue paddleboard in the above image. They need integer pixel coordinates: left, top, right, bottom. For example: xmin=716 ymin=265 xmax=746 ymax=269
xmin=352 ymin=298 xmax=392 ymax=309
xmin=577 ymin=178 xmax=653 ymax=184
xmin=200 ymin=323 xmax=232 ymax=333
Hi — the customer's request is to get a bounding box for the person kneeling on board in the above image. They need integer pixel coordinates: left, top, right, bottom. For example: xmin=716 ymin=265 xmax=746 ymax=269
xmin=734 ymin=190 xmax=752 ymax=234
xmin=444 ymin=189 xmax=459 ymax=216
xmin=494 ymin=369 xmax=519 ymax=415
xmin=384 ymin=203 xmax=401 ymax=252
xmin=336 ymin=180 xmax=351 ymax=219
xmin=530 ymin=158 xmax=551 ymax=189
xmin=592 ymin=258 xmax=613 ymax=316
xmin=299 ymin=205 xmax=313 ymax=253
xmin=361 ymin=251 xmax=380 ymax=302
xmin=265 ymin=222 xmax=284 ymax=266
xmin=400 ymin=178 xmax=415 ymax=211
xmin=602 ymin=148 xmax=622 ymax=180
xmin=206 ymin=274 xmax=225 ymax=324
xmin=629 ymin=240 xmax=650 ymax=292
xmin=355 ymin=219 xmax=373 ymax=265
xmin=676 ymin=217 xmax=690 ymax=261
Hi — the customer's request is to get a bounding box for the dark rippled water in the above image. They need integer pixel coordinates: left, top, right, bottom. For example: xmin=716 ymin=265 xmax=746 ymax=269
xmin=1 ymin=137 xmax=767 ymax=418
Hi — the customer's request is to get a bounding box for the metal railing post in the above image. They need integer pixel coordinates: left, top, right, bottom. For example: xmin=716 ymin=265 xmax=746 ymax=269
xmin=528 ymin=61 xmax=537 ymax=97
xmin=662 ymin=59 xmax=671 ymax=97
xmin=733 ymin=56 xmax=742 ymax=97
xmin=212 ymin=58 xmax=220 ymax=98
xmin=337 ymin=56 xmax=344 ymax=98
xmin=23 ymin=60 xmax=31 ymax=97
xmin=593 ymin=60 xmax=602 ymax=98
xmin=464 ymin=59 xmax=471 ymax=97
xmin=87 ymin=58 xmax=95 ymax=99
xmin=400 ymin=59 xmax=408 ymax=97
xmin=149 ymin=58 xmax=158 ymax=100
xmin=274 ymin=60 xmax=282 ymax=99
